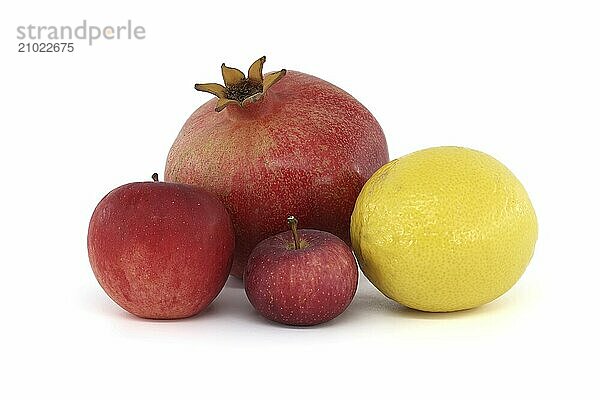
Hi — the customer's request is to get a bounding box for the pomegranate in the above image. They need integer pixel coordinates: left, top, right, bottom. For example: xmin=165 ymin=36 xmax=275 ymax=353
xmin=165 ymin=57 xmax=388 ymax=278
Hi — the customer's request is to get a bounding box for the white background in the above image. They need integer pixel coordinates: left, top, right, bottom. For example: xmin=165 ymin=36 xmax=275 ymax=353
xmin=1 ymin=1 xmax=599 ymax=398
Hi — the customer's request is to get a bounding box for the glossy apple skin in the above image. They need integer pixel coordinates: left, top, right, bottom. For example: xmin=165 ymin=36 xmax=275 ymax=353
xmin=244 ymin=229 xmax=358 ymax=326
xmin=165 ymin=71 xmax=389 ymax=278
xmin=87 ymin=181 xmax=235 ymax=319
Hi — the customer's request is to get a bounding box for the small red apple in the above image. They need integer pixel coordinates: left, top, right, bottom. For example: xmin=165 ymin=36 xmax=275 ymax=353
xmin=244 ymin=216 xmax=358 ymax=326
xmin=87 ymin=173 xmax=235 ymax=319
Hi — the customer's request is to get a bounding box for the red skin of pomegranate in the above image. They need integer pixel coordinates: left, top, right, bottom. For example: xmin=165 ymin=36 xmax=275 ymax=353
xmin=165 ymin=70 xmax=388 ymax=278
xmin=244 ymin=229 xmax=358 ymax=326
xmin=87 ymin=180 xmax=235 ymax=319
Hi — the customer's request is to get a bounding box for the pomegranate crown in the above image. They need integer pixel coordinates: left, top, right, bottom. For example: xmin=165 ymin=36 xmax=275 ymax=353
xmin=195 ymin=56 xmax=287 ymax=112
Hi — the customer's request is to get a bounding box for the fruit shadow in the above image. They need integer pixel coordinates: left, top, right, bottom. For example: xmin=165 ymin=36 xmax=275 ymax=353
xmin=394 ymin=301 xmax=501 ymax=320
xmin=125 ymin=303 xmax=223 ymax=323
xmin=84 ymin=276 xmax=510 ymax=325
xmin=224 ymin=277 xmax=502 ymax=327
xmin=83 ymin=285 xmax=222 ymax=323
xmin=225 ymin=277 xmax=245 ymax=289
xmin=133 ymin=303 xmax=223 ymax=323
xmin=224 ymin=279 xmax=322 ymax=329
xmin=347 ymin=279 xmax=507 ymax=320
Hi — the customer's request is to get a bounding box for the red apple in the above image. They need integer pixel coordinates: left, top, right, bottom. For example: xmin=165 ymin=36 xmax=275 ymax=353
xmin=165 ymin=58 xmax=389 ymax=278
xmin=87 ymin=173 xmax=235 ymax=319
xmin=244 ymin=216 xmax=358 ymax=326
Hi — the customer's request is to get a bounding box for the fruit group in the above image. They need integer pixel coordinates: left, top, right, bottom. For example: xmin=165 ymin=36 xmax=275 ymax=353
xmin=87 ymin=174 xmax=235 ymax=319
xmin=165 ymin=57 xmax=388 ymax=278
xmin=351 ymin=147 xmax=538 ymax=312
xmin=245 ymin=217 xmax=358 ymax=326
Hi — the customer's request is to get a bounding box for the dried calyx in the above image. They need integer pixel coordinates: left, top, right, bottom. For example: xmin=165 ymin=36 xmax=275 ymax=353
xmin=195 ymin=56 xmax=286 ymax=112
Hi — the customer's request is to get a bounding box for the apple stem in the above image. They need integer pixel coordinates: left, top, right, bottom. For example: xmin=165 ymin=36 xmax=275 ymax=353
xmin=287 ymin=216 xmax=300 ymax=250
xmin=152 ymin=173 xmax=159 ymax=182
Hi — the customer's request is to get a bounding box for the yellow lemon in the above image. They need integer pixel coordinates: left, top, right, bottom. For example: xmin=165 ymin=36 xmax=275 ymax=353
xmin=351 ymin=146 xmax=538 ymax=312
